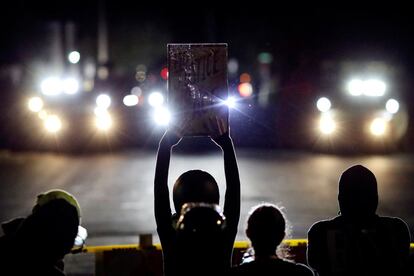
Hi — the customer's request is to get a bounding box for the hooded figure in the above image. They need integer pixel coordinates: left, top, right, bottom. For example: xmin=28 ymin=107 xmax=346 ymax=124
xmin=338 ymin=165 xmax=378 ymax=220
xmin=0 ymin=189 xmax=84 ymax=276
xmin=307 ymin=165 xmax=411 ymax=276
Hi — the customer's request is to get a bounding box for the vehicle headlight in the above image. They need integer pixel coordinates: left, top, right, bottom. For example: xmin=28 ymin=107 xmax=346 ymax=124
xmin=28 ymin=97 xmax=44 ymax=112
xmin=95 ymin=112 xmax=112 ymax=131
xmin=316 ymin=97 xmax=331 ymax=112
xmin=62 ymin=78 xmax=80 ymax=94
xmin=96 ymin=94 xmax=111 ymax=109
xmin=41 ymin=77 xmax=62 ymax=96
xmin=44 ymin=115 xmax=62 ymax=133
xmin=123 ymin=95 xmax=139 ymax=106
xmin=370 ymin=118 xmax=387 ymax=136
xmin=153 ymin=107 xmax=171 ymax=126
xmin=319 ymin=114 xmax=336 ymax=135
xmin=148 ymin=91 xmax=164 ymax=107
xmin=385 ymin=99 xmax=399 ymax=114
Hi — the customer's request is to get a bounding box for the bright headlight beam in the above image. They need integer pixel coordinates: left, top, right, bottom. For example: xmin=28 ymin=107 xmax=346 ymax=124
xmin=386 ymin=99 xmax=399 ymax=114
xmin=28 ymin=97 xmax=44 ymax=112
xmin=148 ymin=91 xmax=164 ymax=107
xmin=123 ymin=95 xmax=139 ymax=106
xmin=370 ymin=118 xmax=386 ymax=136
xmin=224 ymin=96 xmax=236 ymax=108
xmin=95 ymin=113 xmax=112 ymax=131
xmin=347 ymin=78 xmax=386 ymax=97
xmin=68 ymin=51 xmax=80 ymax=64
xmin=319 ymin=114 xmax=336 ymax=135
xmin=96 ymin=94 xmax=111 ymax=109
xmin=364 ymin=79 xmax=386 ymax=97
xmin=316 ymin=97 xmax=331 ymax=112
xmin=153 ymin=107 xmax=171 ymax=126
xmin=44 ymin=115 xmax=62 ymax=133
xmin=41 ymin=77 xmax=62 ymax=96
xmin=63 ymin=78 xmax=79 ymax=94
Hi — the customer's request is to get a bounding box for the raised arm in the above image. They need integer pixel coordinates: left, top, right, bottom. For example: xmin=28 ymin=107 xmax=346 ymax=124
xmin=209 ymin=117 xmax=241 ymax=232
xmin=154 ymin=131 xmax=181 ymax=233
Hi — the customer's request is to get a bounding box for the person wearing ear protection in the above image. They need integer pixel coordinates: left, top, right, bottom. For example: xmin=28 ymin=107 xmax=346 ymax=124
xmin=0 ymin=189 xmax=87 ymax=276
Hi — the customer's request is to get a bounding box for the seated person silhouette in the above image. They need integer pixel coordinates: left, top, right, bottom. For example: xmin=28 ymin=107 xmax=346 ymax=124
xmin=0 ymin=189 xmax=86 ymax=276
xmin=307 ymin=165 xmax=411 ymax=276
xmin=154 ymin=117 xmax=240 ymax=276
xmin=231 ymin=203 xmax=314 ymax=276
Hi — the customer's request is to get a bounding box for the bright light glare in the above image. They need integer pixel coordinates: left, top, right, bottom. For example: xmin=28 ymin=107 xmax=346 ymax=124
xmin=364 ymin=79 xmax=386 ymax=97
xmin=94 ymin=107 xmax=108 ymax=117
xmin=238 ymin=83 xmax=253 ymax=97
xmin=28 ymin=97 xmax=44 ymax=112
xmin=96 ymin=94 xmax=111 ymax=109
xmin=347 ymin=79 xmax=364 ymax=96
xmin=347 ymin=79 xmax=386 ymax=97
xmin=148 ymin=91 xmax=164 ymax=107
xmin=316 ymin=97 xmax=331 ymax=112
xmin=38 ymin=110 xmax=48 ymax=120
xmin=319 ymin=114 xmax=336 ymax=135
xmin=385 ymin=99 xmax=399 ymax=114
xmin=224 ymin=97 xmax=236 ymax=108
xmin=123 ymin=95 xmax=139 ymax=106
xmin=44 ymin=115 xmax=62 ymax=133
xmin=95 ymin=113 xmax=112 ymax=131
xmin=41 ymin=77 xmax=62 ymax=96
xmin=62 ymin=78 xmax=79 ymax=94
xmin=153 ymin=107 xmax=170 ymax=126
xmin=68 ymin=51 xmax=81 ymax=64
xmin=370 ymin=118 xmax=386 ymax=136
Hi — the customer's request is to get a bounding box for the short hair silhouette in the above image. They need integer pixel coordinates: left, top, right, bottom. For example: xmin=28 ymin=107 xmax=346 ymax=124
xmin=246 ymin=204 xmax=286 ymax=256
xmin=173 ymin=170 xmax=219 ymax=213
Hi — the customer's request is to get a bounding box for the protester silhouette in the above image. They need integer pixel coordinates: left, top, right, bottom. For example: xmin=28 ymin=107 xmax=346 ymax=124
xmin=307 ymin=165 xmax=411 ymax=276
xmin=0 ymin=189 xmax=85 ymax=276
xmin=154 ymin=116 xmax=240 ymax=276
xmin=231 ymin=203 xmax=314 ymax=276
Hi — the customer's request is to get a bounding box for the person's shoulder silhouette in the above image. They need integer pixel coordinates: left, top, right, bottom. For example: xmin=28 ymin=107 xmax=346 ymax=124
xmin=231 ymin=203 xmax=314 ymax=276
xmin=307 ymin=165 xmax=411 ymax=276
xmin=0 ymin=189 xmax=84 ymax=276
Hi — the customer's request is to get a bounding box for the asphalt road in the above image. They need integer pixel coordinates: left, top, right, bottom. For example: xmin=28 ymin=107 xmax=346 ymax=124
xmin=1 ymin=148 xmax=413 ymax=246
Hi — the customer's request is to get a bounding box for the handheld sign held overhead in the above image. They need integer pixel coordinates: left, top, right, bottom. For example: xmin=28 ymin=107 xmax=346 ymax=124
xmin=168 ymin=43 xmax=229 ymax=136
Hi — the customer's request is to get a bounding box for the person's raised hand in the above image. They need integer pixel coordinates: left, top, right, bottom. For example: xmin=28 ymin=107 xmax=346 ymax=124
xmin=206 ymin=116 xmax=231 ymax=148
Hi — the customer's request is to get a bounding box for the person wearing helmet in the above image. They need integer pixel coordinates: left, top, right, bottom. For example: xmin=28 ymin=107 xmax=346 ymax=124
xmin=307 ymin=165 xmax=410 ymax=276
xmin=154 ymin=117 xmax=240 ymax=276
xmin=0 ymin=189 xmax=86 ymax=276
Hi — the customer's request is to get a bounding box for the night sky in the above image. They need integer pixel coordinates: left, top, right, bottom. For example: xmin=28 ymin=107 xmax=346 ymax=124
xmin=1 ymin=1 xmax=413 ymax=69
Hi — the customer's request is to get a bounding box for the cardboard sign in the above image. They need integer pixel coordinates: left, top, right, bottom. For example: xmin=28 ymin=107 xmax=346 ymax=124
xmin=168 ymin=43 xmax=228 ymax=136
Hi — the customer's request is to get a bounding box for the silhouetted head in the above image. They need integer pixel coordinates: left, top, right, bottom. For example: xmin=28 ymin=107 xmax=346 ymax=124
xmin=246 ymin=204 xmax=286 ymax=257
xmin=176 ymin=203 xmax=226 ymax=235
xmin=338 ymin=165 xmax=378 ymax=219
xmin=173 ymin=170 xmax=219 ymax=213
xmin=18 ymin=190 xmax=81 ymax=261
